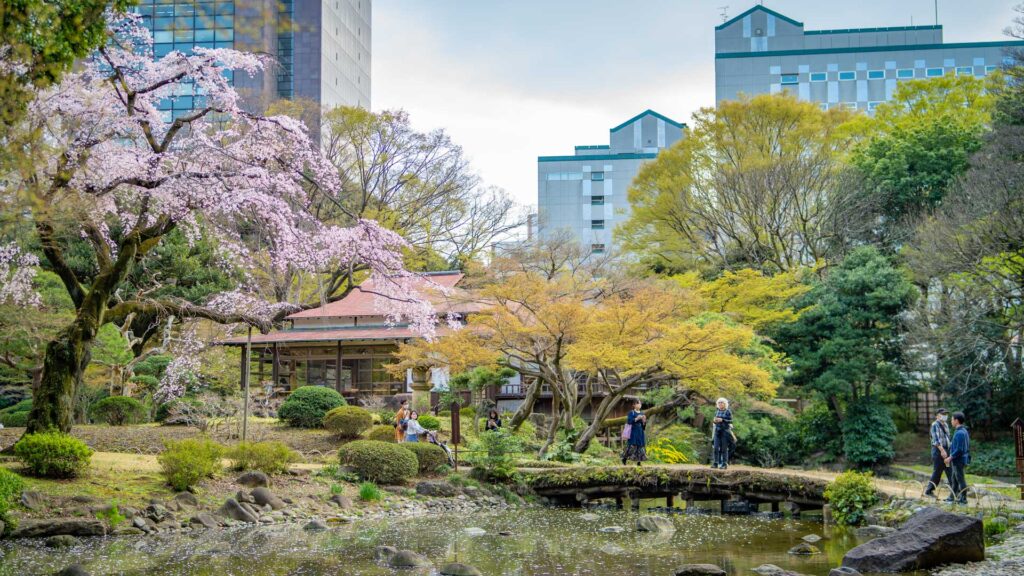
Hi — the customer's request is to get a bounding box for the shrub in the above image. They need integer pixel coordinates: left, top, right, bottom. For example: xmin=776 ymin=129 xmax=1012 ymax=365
xmin=277 ymin=386 xmax=346 ymax=428
xmin=338 ymin=440 xmax=417 ymax=484
xmin=417 ymin=414 xmax=440 ymax=431
xmin=364 ymin=424 xmax=397 ymax=442
xmin=14 ymin=431 xmax=93 ymax=478
xmin=157 ymin=438 xmax=224 ymax=490
xmin=459 ymin=406 xmax=475 ymax=419
xmin=841 ymin=400 xmax=896 ymax=469
xmin=323 ymin=405 xmax=373 ymax=438
xmin=985 ymin=517 xmax=1009 ymax=537
xmin=824 ymin=470 xmax=879 ymax=526
xmin=95 ymin=503 xmax=127 ymax=529
xmin=647 ymin=437 xmax=691 ymax=464
xmin=0 ymin=467 xmax=25 ymax=534
xmin=0 ymin=399 xmax=32 ymax=427
xmin=403 ymin=442 xmax=448 ymax=474
xmin=358 ymin=481 xmax=382 ymax=502
xmin=226 ymin=441 xmax=299 ymax=475
xmin=377 ymin=410 xmax=396 ymax=426
xmin=970 ymin=440 xmax=1016 ymax=477
xmin=647 ymin=424 xmax=700 ymax=464
xmin=90 ymin=396 xmax=147 ymax=425
xmin=467 ymin=428 xmax=522 ymax=481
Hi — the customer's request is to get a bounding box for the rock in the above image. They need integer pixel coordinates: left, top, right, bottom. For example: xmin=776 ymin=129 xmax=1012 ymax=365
xmin=144 ymin=503 xmax=170 ymax=522
xmin=751 ymin=565 xmax=786 ymax=575
xmin=828 ymin=568 xmax=863 ymax=576
xmin=190 ymin=513 xmax=219 ymax=529
xmin=854 ymin=525 xmax=896 ymax=540
xmin=55 ymin=565 xmax=91 ymax=576
xmin=328 ymin=494 xmax=352 ymax=509
xmin=304 ymin=518 xmax=329 ymax=531
xmin=581 ymin=512 xmax=600 ymax=521
xmin=416 ymin=481 xmax=459 ymax=497
xmin=375 ymin=545 xmax=397 ymax=563
xmin=237 ymin=470 xmax=269 ymax=488
xmin=173 ymin=492 xmax=199 ymax=508
xmin=673 ymin=564 xmax=726 ymax=576
xmin=463 ymin=527 xmax=486 ymax=536
xmin=11 ymin=518 xmax=106 ymax=538
xmin=636 ymin=516 xmax=675 ymax=533
xmin=598 ymin=525 xmax=625 ymax=533
xmin=236 ymin=490 xmax=256 ymax=504
xmin=251 ymin=487 xmax=286 ymax=510
xmin=388 ymin=550 xmax=431 ymax=568
xmin=788 ymin=542 xmax=821 ymax=555
xmin=239 ymin=501 xmax=259 ymax=518
xmin=20 ymin=490 xmax=45 ymax=510
xmin=45 ymin=535 xmax=80 ymax=548
xmin=216 ymin=498 xmax=258 ymax=523
xmin=439 ymin=562 xmax=483 ymax=576
xmin=801 ymin=534 xmax=822 ymax=543
xmin=132 ymin=516 xmax=148 ymax=531
xmin=841 ymin=507 xmax=984 ymax=573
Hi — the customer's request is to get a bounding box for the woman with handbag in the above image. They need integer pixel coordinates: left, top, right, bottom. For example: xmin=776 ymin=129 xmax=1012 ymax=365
xmin=620 ymin=399 xmax=647 ymax=466
xmin=711 ymin=397 xmax=733 ymax=469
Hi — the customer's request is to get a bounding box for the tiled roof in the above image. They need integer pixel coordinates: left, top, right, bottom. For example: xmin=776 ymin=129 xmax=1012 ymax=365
xmin=287 ymin=272 xmax=478 ymax=320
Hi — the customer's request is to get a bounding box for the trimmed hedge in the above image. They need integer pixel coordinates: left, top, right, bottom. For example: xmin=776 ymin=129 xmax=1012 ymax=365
xmin=14 ymin=432 xmax=93 ymax=478
xmin=0 ymin=399 xmax=32 ymax=427
xmin=0 ymin=467 xmax=25 ymax=534
xmin=339 ymin=440 xmax=417 ymax=484
xmin=158 ymin=438 xmax=224 ymax=491
xmin=365 ymin=424 xmax=397 ymax=442
xmin=417 ymin=414 xmax=440 ymax=431
xmin=402 ymin=442 xmax=448 ymax=474
xmin=90 ymin=396 xmax=147 ymax=425
xmin=277 ymin=386 xmax=346 ymax=428
xmin=323 ymin=405 xmax=373 ymax=438
xmin=226 ymin=441 xmax=299 ymax=475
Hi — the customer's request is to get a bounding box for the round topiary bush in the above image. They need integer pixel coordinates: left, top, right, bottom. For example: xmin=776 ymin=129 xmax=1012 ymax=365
xmin=417 ymin=414 xmax=440 ymax=431
xmin=365 ymin=424 xmax=397 ymax=442
xmin=323 ymin=405 xmax=373 ymax=438
xmin=277 ymin=386 xmax=346 ymax=428
xmin=14 ymin=431 xmax=93 ymax=479
xmin=339 ymin=440 xmax=417 ymax=484
xmin=90 ymin=396 xmax=147 ymax=426
xmin=402 ymin=442 xmax=448 ymax=474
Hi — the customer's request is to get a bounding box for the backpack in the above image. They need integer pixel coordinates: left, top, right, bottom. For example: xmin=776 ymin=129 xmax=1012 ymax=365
xmin=400 ymin=418 xmax=409 ymax=432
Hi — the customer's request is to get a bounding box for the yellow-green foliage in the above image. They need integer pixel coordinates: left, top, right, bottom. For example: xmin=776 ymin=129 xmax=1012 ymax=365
xmin=402 ymin=442 xmax=448 ymax=474
xmin=364 ymin=424 xmax=397 ymax=442
xmin=0 ymin=467 xmax=25 ymax=534
xmin=647 ymin=438 xmax=690 ymax=464
xmin=157 ymin=438 xmax=224 ymax=491
xmin=339 ymin=440 xmax=417 ymax=484
xmin=824 ymin=470 xmax=879 ymax=526
xmin=226 ymin=441 xmax=299 ymax=475
xmin=323 ymin=405 xmax=373 ymax=438
xmin=14 ymin=431 xmax=93 ymax=478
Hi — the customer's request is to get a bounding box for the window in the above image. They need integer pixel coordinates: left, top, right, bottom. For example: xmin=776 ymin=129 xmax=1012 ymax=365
xmin=839 ymin=71 xmax=856 ymax=81
xmin=546 ymin=172 xmax=583 ymax=181
xmin=843 ymin=102 xmax=858 ymax=110
xmin=591 ymin=171 xmax=605 ymax=181
xmin=867 ymin=101 xmax=882 ymax=112
xmin=591 ymin=244 xmax=606 ymax=254
xmin=986 ymin=65 xmax=998 ymax=74
xmin=591 ymin=220 xmax=605 ymax=230
xmin=926 ymin=68 xmax=944 ymax=77
xmin=867 ymin=70 xmax=885 ymax=80
xmin=897 ymin=69 xmax=915 ymax=79
xmin=780 ymin=74 xmax=799 ymax=85
xmin=810 ymin=72 xmax=827 ymax=82
xmin=591 ymin=196 xmax=605 ymax=206
xmin=956 ymin=66 xmax=973 ymax=76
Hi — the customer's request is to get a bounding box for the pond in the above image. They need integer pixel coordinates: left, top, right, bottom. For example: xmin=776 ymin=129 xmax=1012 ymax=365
xmin=0 ymin=507 xmax=894 ymax=576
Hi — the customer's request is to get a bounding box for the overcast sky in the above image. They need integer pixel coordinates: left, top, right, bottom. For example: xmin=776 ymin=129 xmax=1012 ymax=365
xmin=372 ymin=0 xmax=1019 ymax=213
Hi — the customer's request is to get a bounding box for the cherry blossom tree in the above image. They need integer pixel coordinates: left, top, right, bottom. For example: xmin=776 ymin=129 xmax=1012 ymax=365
xmin=0 ymin=13 xmax=434 ymax=434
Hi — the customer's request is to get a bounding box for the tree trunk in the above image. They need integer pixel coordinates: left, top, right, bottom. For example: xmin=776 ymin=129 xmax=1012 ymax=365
xmin=26 ymin=319 xmax=95 ymax=434
xmin=509 ymin=377 xmax=543 ymax=430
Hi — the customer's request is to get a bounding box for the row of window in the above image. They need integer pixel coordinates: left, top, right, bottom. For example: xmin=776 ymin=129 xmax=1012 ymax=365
xmin=819 ymin=102 xmax=883 ymax=112
xmin=781 ymin=65 xmax=998 ymax=85
xmin=133 ymin=2 xmax=235 ymax=18
xmin=545 ymin=171 xmax=606 ymax=182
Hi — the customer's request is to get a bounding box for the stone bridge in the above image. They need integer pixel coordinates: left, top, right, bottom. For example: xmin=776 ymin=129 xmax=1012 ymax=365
xmin=519 ymin=465 xmax=835 ymax=515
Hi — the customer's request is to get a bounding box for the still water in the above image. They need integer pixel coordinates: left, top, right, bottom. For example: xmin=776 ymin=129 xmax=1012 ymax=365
xmin=0 ymin=508 xmax=872 ymax=576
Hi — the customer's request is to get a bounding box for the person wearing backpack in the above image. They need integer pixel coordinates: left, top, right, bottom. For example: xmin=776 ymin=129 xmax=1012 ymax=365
xmin=711 ymin=398 xmax=733 ymax=469
xmin=944 ymin=411 xmax=971 ymax=505
xmin=620 ymin=398 xmax=647 ymax=466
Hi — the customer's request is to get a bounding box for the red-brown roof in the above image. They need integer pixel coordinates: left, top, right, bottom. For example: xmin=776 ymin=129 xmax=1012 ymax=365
xmin=287 ymin=272 xmax=471 ymax=320
xmin=221 ymin=325 xmax=456 ymax=346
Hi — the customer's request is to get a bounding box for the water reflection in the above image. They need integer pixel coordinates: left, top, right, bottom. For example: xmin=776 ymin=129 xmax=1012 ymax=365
xmin=0 ymin=508 xmax=876 ymax=576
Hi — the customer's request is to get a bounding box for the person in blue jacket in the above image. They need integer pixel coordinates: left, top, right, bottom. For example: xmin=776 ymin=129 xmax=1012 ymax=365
xmin=711 ymin=397 xmax=733 ymax=469
xmin=620 ymin=399 xmax=647 ymax=466
xmin=944 ymin=411 xmax=971 ymax=505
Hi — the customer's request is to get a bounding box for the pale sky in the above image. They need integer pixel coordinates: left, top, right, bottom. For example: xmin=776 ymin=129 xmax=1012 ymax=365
xmin=372 ymin=0 xmax=1019 ymax=214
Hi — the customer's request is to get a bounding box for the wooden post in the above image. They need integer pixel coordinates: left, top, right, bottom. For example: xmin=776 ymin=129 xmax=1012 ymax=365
xmin=335 ymin=344 xmax=342 ymax=393
xmin=1012 ymin=418 xmax=1024 ymax=500
xmin=272 ymin=344 xmax=280 ymax=388
xmin=242 ymin=327 xmax=252 ymax=442
xmin=666 ymin=494 xmax=675 ymax=508
xmin=771 ymin=501 xmax=780 ymax=513
xmin=631 ymin=492 xmax=641 ymax=512
xmin=451 ymin=401 xmax=461 ymax=472
xmin=615 ymin=496 xmax=623 ymax=509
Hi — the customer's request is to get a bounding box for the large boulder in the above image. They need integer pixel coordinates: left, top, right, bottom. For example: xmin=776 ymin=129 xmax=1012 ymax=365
xmin=11 ymin=518 xmax=106 ymax=538
xmin=251 ymin=487 xmax=286 ymax=510
xmin=216 ymin=498 xmax=258 ymax=523
xmin=387 ymin=549 xmax=431 ymax=568
xmin=829 ymin=568 xmax=863 ymax=576
xmin=415 ymin=481 xmax=459 ymax=497
xmin=841 ymin=507 xmax=984 ymax=572
xmin=55 ymin=566 xmax=91 ymax=576
xmin=673 ymin=565 xmax=726 ymax=576
xmin=854 ymin=525 xmax=896 ymax=540
xmin=237 ymin=470 xmax=270 ymax=488
xmin=788 ymin=542 xmax=821 ymax=555
xmin=636 ymin=516 xmax=676 ymax=533
xmin=439 ymin=563 xmax=483 ymax=576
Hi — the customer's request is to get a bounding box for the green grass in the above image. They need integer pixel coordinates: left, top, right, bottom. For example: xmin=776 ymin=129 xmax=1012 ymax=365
xmin=358 ymin=482 xmax=382 ymax=502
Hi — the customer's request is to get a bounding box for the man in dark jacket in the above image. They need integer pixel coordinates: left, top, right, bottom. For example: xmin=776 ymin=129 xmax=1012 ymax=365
xmin=924 ymin=408 xmax=952 ymax=498
xmin=944 ymin=411 xmax=971 ymax=505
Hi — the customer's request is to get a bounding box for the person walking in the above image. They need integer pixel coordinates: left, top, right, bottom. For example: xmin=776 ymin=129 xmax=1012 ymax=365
xmin=621 ymin=399 xmax=647 ymax=466
xmin=394 ymin=399 xmax=410 ymax=442
xmin=485 ymin=409 xmax=502 ymax=432
xmin=404 ymin=410 xmax=428 ymax=442
xmin=924 ymin=408 xmax=952 ymax=498
xmin=944 ymin=411 xmax=971 ymax=505
xmin=711 ymin=398 xmax=733 ymax=469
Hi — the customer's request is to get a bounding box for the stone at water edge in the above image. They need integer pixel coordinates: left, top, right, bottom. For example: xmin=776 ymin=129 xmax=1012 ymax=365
xmin=327 ymin=494 xmax=352 ymax=509
xmin=439 ymin=562 xmax=483 ymax=576
xmin=216 ymin=498 xmax=258 ymax=523
xmin=463 ymin=527 xmax=486 ymax=536
xmin=841 ymin=507 xmax=984 ymax=573
xmin=304 ymin=519 xmax=329 ymax=531
xmin=580 ymin=512 xmax=600 ymax=521
xmin=828 ymin=568 xmax=863 ymax=576
xmin=751 ymin=565 xmax=786 ymax=575
xmin=190 ymin=513 xmax=219 ymax=529
xmin=237 ymin=470 xmax=270 ymax=488
xmin=788 ymin=542 xmax=822 ymax=555
xmin=375 ymin=546 xmax=397 ymax=563
xmin=636 ymin=515 xmax=676 ymax=533
xmin=45 ymin=535 xmax=80 ymax=548
xmin=598 ymin=525 xmax=625 ymax=533
xmin=387 ymin=550 xmax=431 ymax=568
xmin=801 ymin=534 xmax=822 ymax=543
xmin=853 ymin=525 xmax=895 ymax=539
xmin=416 ymin=481 xmax=459 ymax=497
xmin=599 ymin=543 xmax=625 ymax=555
xmin=11 ymin=518 xmax=106 ymax=538
xmin=55 ymin=565 xmax=91 ymax=576
xmin=673 ymin=564 xmax=727 ymax=576
xmin=172 ymin=492 xmax=199 ymax=508
xmin=251 ymin=487 xmax=287 ymax=510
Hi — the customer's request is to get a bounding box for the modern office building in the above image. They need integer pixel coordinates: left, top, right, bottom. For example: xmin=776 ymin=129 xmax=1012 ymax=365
xmin=536 ymin=110 xmax=685 ymax=254
xmin=715 ymin=5 xmax=1024 ymax=111
xmin=130 ymin=0 xmax=371 ymax=120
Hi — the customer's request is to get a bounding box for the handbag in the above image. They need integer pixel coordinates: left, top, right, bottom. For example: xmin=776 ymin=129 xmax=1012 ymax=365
xmin=621 ymin=423 xmax=632 ymax=440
